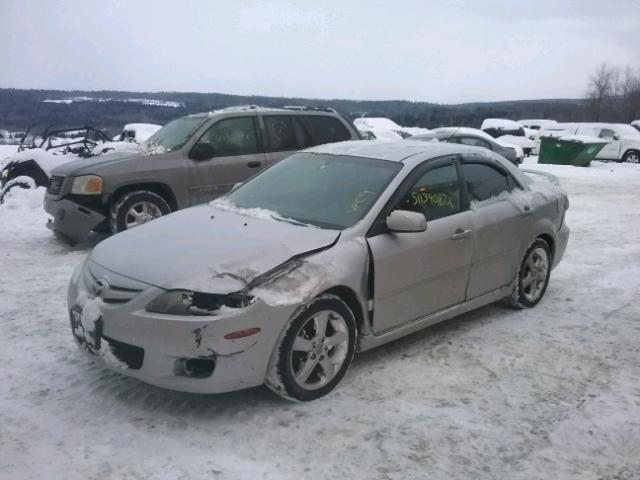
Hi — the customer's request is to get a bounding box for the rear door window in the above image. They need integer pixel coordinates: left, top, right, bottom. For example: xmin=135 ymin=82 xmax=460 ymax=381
xmin=303 ymin=116 xmax=351 ymax=145
xmin=458 ymin=136 xmax=491 ymax=149
xmin=599 ymin=128 xmax=616 ymax=140
xmin=461 ymin=163 xmax=512 ymax=202
xmin=263 ymin=115 xmax=299 ymax=151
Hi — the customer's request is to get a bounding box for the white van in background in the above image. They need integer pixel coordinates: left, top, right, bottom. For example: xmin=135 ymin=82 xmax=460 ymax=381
xmin=535 ymin=123 xmax=640 ymax=163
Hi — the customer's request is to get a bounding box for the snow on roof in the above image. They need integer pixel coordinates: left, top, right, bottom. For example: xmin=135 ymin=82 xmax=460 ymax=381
xmin=481 ymin=118 xmax=523 ymax=130
xmin=398 ymin=126 xmax=430 ymax=136
xmin=430 ymin=126 xmax=497 ymax=142
xmin=518 ymin=119 xmax=558 ymax=126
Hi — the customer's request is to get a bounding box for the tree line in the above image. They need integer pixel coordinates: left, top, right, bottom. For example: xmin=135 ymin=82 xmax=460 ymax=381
xmin=0 ymin=67 xmax=638 ymax=137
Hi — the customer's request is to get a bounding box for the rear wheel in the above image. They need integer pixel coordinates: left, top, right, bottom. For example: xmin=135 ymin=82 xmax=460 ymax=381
xmin=110 ymin=190 xmax=170 ymax=233
xmin=622 ymin=150 xmax=640 ymax=164
xmin=265 ymin=295 xmax=357 ymax=402
xmin=506 ymin=239 xmax=551 ymax=309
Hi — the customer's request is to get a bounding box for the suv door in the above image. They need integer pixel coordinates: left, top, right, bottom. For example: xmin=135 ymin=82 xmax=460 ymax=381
xmin=261 ymin=114 xmax=310 ymax=166
xmin=367 ymin=158 xmax=474 ymax=333
xmin=187 ymin=116 xmax=266 ymax=205
xmin=461 ymin=158 xmax=527 ymax=299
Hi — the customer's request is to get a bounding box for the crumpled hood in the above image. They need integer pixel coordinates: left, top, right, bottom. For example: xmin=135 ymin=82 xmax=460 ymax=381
xmin=90 ymin=204 xmax=340 ymax=292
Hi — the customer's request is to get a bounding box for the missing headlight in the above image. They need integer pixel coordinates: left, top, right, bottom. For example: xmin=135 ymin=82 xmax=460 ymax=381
xmin=146 ymin=290 xmax=253 ymax=316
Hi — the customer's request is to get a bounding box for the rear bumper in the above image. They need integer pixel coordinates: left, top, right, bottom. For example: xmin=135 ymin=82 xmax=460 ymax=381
xmin=44 ymin=196 xmax=105 ymax=244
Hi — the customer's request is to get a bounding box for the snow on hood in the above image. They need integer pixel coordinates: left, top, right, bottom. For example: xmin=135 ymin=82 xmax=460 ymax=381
xmin=89 ymin=204 xmax=340 ymax=292
xmin=1 ymin=148 xmax=71 ymax=176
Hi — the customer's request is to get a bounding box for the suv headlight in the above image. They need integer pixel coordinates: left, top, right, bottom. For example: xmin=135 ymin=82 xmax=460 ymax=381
xmin=146 ymin=290 xmax=253 ymax=316
xmin=1 ymin=169 xmax=8 ymax=179
xmin=71 ymin=175 xmax=103 ymax=195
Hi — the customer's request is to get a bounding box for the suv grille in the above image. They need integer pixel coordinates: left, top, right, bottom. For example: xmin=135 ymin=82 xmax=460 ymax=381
xmin=48 ymin=176 xmax=65 ymax=195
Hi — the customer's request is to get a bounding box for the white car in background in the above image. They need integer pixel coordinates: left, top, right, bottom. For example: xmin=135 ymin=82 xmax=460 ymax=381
xmin=535 ymin=123 xmax=640 ymax=163
xmin=354 ymin=117 xmax=429 ymax=140
xmin=481 ymin=118 xmax=536 ymax=156
xmin=518 ymin=119 xmax=558 ymax=140
xmin=632 ymin=120 xmax=640 ymax=132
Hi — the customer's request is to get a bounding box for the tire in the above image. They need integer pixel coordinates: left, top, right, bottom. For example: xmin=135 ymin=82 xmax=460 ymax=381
xmin=622 ymin=150 xmax=640 ymax=164
xmin=265 ymin=294 xmax=357 ymax=402
xmin=505 ymin=238 xmax=552 ymax=309
xmin=0 ymin=176 xmax=35 ymax=204
xmin=110 ymin=190 xmax=171 ymax=234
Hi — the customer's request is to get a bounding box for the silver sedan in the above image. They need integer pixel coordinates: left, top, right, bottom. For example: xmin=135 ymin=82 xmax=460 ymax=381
xmin=67 ymin=141 xmax=569 ymax=401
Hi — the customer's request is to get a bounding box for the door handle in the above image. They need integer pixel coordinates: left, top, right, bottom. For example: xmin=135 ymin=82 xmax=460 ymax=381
xmin=451 ymin=228 xmax=472 ymax=240
xmin=247 ymin=161 xmax=262 ymax=168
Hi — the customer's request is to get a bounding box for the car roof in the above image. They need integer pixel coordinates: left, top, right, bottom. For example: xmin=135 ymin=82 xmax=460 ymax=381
xmin=305 ymin=140 xmax=484 ymax=164
xmin=186 ymin=105 xmax=339 ymax=118
xmin=415 ymin=127 xmax=498 ymax=142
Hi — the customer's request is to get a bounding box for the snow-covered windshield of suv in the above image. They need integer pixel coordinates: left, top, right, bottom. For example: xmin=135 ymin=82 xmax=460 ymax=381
xmin=143 ymin=117 xmax=206 ymax=153
xmin=225 ymin=153 xmax=402 ymax=229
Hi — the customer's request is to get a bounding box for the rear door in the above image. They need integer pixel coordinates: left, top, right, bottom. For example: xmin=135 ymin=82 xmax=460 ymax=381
xmin=367 ymin=158 xmax=474 ymax=333
xmin=186 ymin=115 xmax=267 ymax=205
xmin=461 ymin=158 xmax=527 ymax=299
xmin=302 ymin=115 xmax=353 ymax=146
xmin=261 ymin=114 xmax=311 ymax=166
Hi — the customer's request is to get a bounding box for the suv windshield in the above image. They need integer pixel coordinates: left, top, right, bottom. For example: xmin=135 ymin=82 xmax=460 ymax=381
xmin=225 ymin=152 xmax=402 ymax=229
xmin=143 ymin=116 xmax=206 ymax=152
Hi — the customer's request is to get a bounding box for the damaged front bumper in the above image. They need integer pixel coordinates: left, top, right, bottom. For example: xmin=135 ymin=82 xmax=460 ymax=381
xmin=68 ymin=260 xmax=297 ymax=394
xmin=44 ymin=195 xmax=106 ymax=244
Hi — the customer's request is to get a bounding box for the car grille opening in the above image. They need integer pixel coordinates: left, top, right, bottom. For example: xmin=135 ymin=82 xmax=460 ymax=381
xmin=83 ymin=267 xmax=143 ymax=304
xmin=48 ymin=176 xmax=65 ymax=195
xmin=102 ymin=335 xmax=144 ymax=370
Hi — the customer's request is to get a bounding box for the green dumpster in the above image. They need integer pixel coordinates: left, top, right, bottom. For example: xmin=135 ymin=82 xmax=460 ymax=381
xmin=538 ymin=134 xmax=608 ymax=167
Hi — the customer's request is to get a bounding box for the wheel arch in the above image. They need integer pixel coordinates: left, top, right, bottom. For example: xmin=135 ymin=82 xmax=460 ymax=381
xmin=2 ymin=159 xmax=49 ymax=188
xmin=536 ymin=232 xmax=555 ymax=261
xmin=320 ymin=285 xmax=366 ymax=336
xmin=110 ymin=182 xmax=178 ymax=211
xmin=622 ymin=148 xmax=640 ymax=161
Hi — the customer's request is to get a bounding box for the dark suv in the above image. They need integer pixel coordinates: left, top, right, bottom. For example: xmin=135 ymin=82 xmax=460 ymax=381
xmin=44 ymin=106 xmax=360 ymax=243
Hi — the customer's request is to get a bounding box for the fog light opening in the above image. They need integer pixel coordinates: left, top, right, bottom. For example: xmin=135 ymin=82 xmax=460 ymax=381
xmin=175 ymin=358 xmax=216 ymax=378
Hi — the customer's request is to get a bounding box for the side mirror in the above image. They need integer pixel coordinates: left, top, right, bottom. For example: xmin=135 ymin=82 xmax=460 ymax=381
xmin=386 ymin=210 xmax=427 ymax=233
xmin=189 ymin=142 xmax=216 ymax=160
xmin=613 ymin=135 xmax=620 ymax=141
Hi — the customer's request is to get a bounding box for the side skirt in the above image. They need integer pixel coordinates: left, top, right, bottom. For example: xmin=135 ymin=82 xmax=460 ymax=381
xmin=358 ymin=286 xmax=512 ymax=352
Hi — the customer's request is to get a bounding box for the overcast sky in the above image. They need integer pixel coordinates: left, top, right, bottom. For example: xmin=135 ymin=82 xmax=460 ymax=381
xmin=1 ymin=0 xmax=639 ymax=103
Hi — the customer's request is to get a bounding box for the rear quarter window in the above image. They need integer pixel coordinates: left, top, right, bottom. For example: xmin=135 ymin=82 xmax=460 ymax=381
xmin=303 ymin=116 xmax=352 ymax=145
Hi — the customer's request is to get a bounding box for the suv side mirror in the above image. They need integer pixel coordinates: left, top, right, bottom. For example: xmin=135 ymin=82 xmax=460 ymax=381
xmin=386 ymin=210 xmax=427 ymax=233
xmin=613 ymin=134 xmax=620 ymax=141
xmin=189 ymin=142 xmax=216 ymax=160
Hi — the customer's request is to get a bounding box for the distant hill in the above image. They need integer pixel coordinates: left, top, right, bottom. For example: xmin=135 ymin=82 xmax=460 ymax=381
xmin=0 ymin=88 xmax=590 ymax=136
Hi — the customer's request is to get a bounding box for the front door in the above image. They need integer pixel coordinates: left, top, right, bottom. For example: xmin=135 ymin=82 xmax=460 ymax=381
xmin=367 ymin=160 xmax=474 ymax=333
xmin=187 ymin=116 xmax=267 ymax=205
xmin=597 ymin=128 xmax=621 ymax=160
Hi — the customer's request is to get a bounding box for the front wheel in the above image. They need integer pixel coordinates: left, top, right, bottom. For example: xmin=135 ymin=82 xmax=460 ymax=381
xmin=505 ymin=239 xmax=552 ymax=309
xmin=110 ymin=190 xmax=170 ymax=233
xmin=265 ymin=295 xmax=357 ymax=402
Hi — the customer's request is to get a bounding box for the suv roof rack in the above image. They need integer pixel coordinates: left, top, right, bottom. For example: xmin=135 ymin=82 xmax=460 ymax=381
xmin=282 ymin=105 xmax=336 ymax=113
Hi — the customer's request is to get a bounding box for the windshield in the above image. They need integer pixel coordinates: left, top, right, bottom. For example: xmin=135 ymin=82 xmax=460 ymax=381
xmin=226 ymin=152 xmax=402 ymax=229
xmin=143 ymin=116 xmax=206 ymax=152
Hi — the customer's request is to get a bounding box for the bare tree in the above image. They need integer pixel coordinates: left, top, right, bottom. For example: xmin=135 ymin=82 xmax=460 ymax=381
xmin=615 ymin=65 xmax=640 ymax=122
xmin=587 ymin=63 xmax=617 ymax=121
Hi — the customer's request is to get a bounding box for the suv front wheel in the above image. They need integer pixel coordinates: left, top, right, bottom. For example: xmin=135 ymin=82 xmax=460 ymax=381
xmin=110 ymin=190 xmax=170 ymax=233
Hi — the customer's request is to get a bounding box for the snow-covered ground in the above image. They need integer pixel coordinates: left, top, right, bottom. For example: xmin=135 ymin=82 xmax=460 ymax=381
xmin=1 ymin=158 xmax=639 ymax=479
